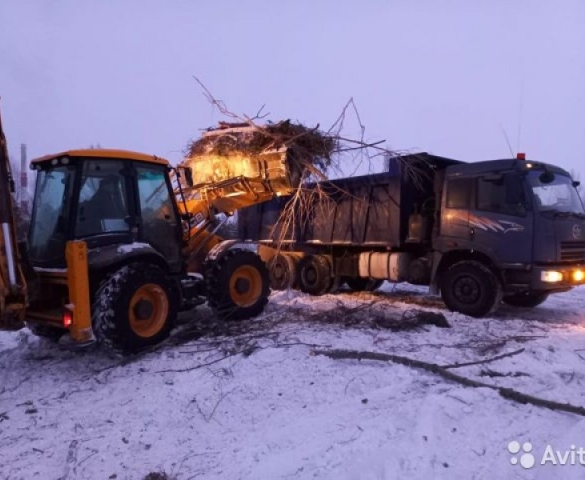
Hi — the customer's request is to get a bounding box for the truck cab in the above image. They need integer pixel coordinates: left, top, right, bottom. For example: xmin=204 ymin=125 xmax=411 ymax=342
xmin=436 ymin=157 xmax=585 ymax=315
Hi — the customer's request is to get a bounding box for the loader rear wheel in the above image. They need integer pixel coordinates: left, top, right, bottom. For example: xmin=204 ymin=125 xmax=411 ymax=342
xmin=205 ymin=249 xmax=270 ymax=320
xmin=268 ymin=253 xmax=298 ymax=290
xmin=503 ymin=292 xmax=549 ymax=308
xmin=440 ymin=260 xmax=502 ymax=317
xmin=93 ymin=263 xmax=176 ymax=353
xmin=298 ymin=255 xmax=332 ymax=296
xmin=345 ymin=277 xmax=383 ymax=292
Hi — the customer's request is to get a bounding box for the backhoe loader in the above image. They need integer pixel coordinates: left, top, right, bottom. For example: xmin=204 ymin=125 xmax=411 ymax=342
xmin=0 ymin=104 xmax=295 ymax=352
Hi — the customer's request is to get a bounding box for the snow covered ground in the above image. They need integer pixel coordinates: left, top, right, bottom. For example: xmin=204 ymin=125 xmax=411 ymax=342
xmin=1 ymin=283 xmax=585 ymax=480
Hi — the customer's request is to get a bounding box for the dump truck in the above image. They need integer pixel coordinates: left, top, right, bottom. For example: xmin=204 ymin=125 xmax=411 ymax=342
xmin=0 ymin=108 xmax=296 ymax=352
xmin=239 ymin=152 xmax=585 ymax=317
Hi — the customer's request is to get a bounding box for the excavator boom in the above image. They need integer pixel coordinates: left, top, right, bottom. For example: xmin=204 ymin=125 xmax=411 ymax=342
xmin=0 ymin=102 xmax=27 ymax=329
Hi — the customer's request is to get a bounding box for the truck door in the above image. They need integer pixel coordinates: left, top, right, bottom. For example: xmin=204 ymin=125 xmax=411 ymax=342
xmin=469 ymin=172 xmax=533 ymax=264
xmin=439 ymin=177 xmax=472 ymax=248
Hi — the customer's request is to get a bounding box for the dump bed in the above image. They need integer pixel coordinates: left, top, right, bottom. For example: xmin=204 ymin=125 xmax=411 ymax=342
xmin=238 ymin=153 xmax=462 ymax=249
xmin=239 ymin=172 xmax=404 ymax=247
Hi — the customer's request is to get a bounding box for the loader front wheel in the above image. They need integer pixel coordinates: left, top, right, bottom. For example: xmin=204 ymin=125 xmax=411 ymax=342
xmin=93 ymin=263 xmax=176 ymax=353
xmin=205 ymin=249 xmax=270 ymax=320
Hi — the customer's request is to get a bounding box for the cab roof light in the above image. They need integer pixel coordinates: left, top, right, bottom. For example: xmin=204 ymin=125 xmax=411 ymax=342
xmin=516 ymin=153 xmax=526 ymax=160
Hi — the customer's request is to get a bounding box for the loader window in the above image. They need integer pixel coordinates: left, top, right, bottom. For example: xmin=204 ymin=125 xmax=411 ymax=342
xmin=28 ymin=165 xmax=76 ymax=266
xmin=136 ymin=168 xmax=177 ymax=224
xmin=136 ymin=165 xmax=180 ymax=263
xmin=76 ymin=160 xmax=131 ymax=237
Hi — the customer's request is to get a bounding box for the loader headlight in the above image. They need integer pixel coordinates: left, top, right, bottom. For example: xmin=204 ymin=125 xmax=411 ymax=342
xmin=572 ymin=270 xmax=585 ymax=282
xmin=541 ymin=271 xmax=563 ymax=283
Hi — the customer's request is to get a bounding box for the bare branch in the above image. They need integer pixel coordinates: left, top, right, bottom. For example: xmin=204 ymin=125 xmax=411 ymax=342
xmin=441 ymin=348 xmax=525 ymax=369
xmin=313 ymin=348 xmax=585 ymax=417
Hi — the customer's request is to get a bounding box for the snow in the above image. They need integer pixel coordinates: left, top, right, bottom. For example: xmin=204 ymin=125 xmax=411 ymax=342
xmin=116 ymin=243 xmax=152 ymax=255
xmin=1 ymin=284 xmax=585 ymax=479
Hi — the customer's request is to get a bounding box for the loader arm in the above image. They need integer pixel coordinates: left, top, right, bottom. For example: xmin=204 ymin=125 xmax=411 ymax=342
xmin=0 ymin=102 xmax=27 ymax=330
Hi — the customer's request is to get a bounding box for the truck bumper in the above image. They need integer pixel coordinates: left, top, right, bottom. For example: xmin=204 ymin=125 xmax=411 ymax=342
xmin=531 ymin=264 xmax=585 ymax=291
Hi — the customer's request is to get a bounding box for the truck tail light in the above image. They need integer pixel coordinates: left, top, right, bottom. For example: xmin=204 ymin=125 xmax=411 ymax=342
xmin=62 ymin=307 xmax=73 ymax=328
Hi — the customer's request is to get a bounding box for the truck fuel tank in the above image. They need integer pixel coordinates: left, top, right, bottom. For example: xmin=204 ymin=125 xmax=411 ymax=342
xmin=358 ymin=252 xmax=412 ymax=281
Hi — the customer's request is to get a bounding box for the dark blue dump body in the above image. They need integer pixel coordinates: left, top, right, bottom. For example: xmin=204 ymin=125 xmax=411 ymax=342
xmin=238 ymin=153 xmax=461 ymax=248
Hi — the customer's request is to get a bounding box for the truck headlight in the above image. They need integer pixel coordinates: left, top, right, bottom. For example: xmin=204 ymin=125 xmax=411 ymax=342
xmin=541 ymin=271 xmax=563 ymax=283
xmin=572 ymin=270 xmax=585 ymax=282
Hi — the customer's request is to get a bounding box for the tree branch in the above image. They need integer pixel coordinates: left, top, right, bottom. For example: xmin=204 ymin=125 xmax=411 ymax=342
xmin=313 ymin=348 xmax=585 ymax=417
xmin=441 ymin=348 xmax=525 ymax=369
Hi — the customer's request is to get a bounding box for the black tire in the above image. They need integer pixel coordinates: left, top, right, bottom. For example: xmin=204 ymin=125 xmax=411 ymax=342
xmin=345 ymin=277 xmax=384 ymax=292
xmin=268 ymin=253 xmax=298 ymax=290
xmin=503 ymin=292 xmax=549 ymax=308
xmin=440 ymin=260 xmax=502 ymax=317
xmin=298 ymin=255 xmax=332 ymax=295
xmin=205 ymin=249 xmax=270 ymax=320
xmin=93 ymin=263 xmax=177 ymax=353
xmin=27 ymin=323 xmax=65 ymax=341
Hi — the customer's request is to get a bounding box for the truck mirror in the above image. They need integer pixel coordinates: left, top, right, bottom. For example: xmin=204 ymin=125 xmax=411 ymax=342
xmin=573 ymin=180 xmax=581 ymax=188
xmin=539 ymin=171 xmax=555 ymax=184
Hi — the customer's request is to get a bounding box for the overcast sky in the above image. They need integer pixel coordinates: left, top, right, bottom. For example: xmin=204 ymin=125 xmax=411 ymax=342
xmin=1 ymin=1 xmax=584 ymax=177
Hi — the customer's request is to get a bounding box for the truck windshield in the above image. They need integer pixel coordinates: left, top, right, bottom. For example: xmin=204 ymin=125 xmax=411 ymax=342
xmin=28 ymin=165 xmax=76 ymax=266
xmin=528 ymin=171 xmax=585 ymax=214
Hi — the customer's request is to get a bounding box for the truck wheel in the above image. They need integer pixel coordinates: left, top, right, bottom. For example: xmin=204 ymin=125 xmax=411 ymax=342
xmin=440 ymin=261 xmax=502 ymax=317
xmin=205 ymin=249 xmax=270 ymax=320
xmin=268 ymin=253 xmax=298 ymax=290
xmin=93 ymin=263 xmax=176 ymax=353
xmin=503 ymin=292 xmax=549 ymax=308
xmin=298 ymin=255 xmax=332 ymax=295
xmin=345 ymin=277 xmax=383 ymax=292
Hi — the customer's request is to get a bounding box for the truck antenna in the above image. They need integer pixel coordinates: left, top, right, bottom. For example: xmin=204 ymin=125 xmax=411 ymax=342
xmin=499 ymin=123 xmax=515 ymax=158
xmin=516 ymin=77 xmax=525 ymax=153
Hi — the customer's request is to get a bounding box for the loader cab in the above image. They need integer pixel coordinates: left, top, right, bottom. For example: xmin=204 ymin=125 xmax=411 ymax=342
xmin=28 ymin=150 xmax=182 ymax=271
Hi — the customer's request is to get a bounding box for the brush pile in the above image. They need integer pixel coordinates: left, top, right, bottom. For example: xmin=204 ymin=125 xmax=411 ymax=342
xmin=186 ymin=120 xmax=338 ymax=183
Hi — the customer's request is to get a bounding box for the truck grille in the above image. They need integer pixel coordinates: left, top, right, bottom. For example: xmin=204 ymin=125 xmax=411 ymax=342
xmin=560 ymin=241 xmax=585 ymax=262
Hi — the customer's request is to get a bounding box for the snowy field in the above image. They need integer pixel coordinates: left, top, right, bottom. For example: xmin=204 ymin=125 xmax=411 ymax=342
xmin=1 ymin=283 xmax=585 ymax=480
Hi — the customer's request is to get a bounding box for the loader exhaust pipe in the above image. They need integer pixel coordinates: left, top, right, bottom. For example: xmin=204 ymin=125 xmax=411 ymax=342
xmin=2 ymin=222 xmax=17 ymax=288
